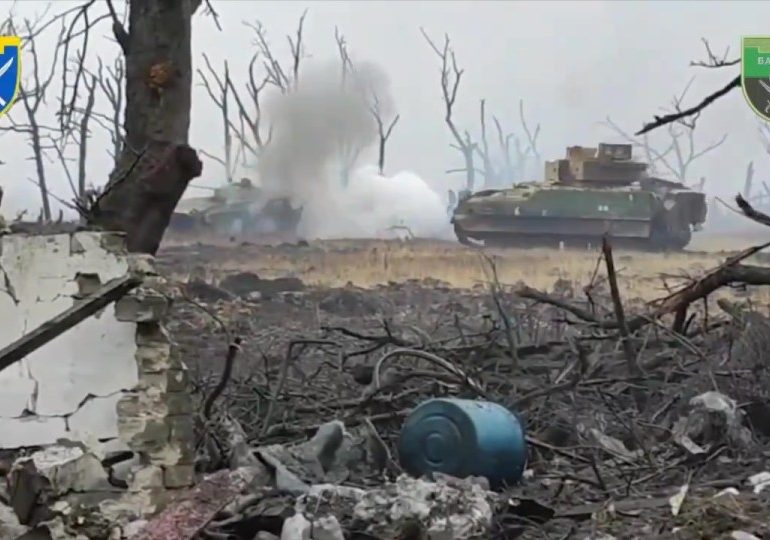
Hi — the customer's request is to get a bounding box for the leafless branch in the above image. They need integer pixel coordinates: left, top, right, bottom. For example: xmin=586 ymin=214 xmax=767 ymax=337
xmin=369 ymin=92 xmax=400 ymax=175
xmin=690 ymin=38 xmax=739 ymax=68
xmin=334 ymin=26 xmax=354 ymax=88
xmin=90 ymin=55 xmax=125 ymax=162
xmin=736 ymin=193 xmax=770 ymax=228
xmin=105 ymin=0 xmax=129 ymax=54
xmin=245 ymin=10 xmax=307 ymax=94
xmin=332 ymin=27 xmax=367 ymax=186
xmin=1 ymin=16 xmax=70 ymax=220
xmin=198 ymin=53 xmax=236 ymax=182
xmin=225 ymin=54 xmax=272 ymax=161
xmin=58 ymin=1 xmax=106 ymax=134
xmin=519 ymin=99 xmax=541 ymax=165
xmin=637 ymin=76 xmax=739 ymax=136
xmin=492 ymin=116 xmax=514 ymax=183
xmin=422 ymin=28 xmax=477 ymax=190
xmin=487 ymin=100 xmax=541 ymax=185
xmin=637 ymin=37 xmax=740 ymax=135
xmin=607 ymin=80 xmax=726 ymax=184
xmin=75 ymin=72 xmax=97 ymax=203
xmin=200 ymin=0 xmax=223 ymax=32
xmin=287 ymin=9 xmax=307 ymax=91
xmin=474 ymin=99 xmax=495 ymax=185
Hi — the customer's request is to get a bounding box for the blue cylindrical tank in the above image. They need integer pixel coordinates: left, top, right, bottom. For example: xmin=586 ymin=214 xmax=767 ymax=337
xmin=397 ymin=398 xmax=527 ymax=489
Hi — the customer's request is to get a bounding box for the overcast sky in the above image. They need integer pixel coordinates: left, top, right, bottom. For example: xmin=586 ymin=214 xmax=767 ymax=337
xmin=0 ymin=0 xmax=766 ymax=218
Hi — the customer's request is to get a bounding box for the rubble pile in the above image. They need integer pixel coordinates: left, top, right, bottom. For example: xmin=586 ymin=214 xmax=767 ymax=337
xmin=157 ymin=240 xmax=770 ymax=539
xmin=2 ymin=234 xmax=770 ymax=538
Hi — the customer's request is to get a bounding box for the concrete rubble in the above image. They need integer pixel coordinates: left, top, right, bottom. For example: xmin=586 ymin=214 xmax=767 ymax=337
xmin=672 ymin=391 xmax=754 ymax=453
xmin=128 ymin=420 xmax=499 ymax=540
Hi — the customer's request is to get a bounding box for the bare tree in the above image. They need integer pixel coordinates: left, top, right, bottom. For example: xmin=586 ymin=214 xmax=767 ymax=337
xmin=51 ymin=67 xmax=98 ymax=210
xmin=369 ymin=92 xmax=399 ymax=176
xmin=422 ymin=29 xmax=477 ymax=191
xmin=244 ymin=9 xmax=307 ymax=94
xmin=605 ymin=78 xmax=726 ymax=188
xmin=485 ymin=99 xmax=541 ymax=186
xmin=332 ymin=26 xmax=394 ymax=186
xmin=198 ymin=54 xmax=239 ymax=182
xmin=226 ymin=55 xmax=272 ymax=168
xmin=195 ymin=10 xmax=309 ymax=180
xmin=82 ymin=0 xmax=211 ymax=254
xmin=0 ymin=0 xmax=212 ymax=249
xmin=333 ymin=27 xmax=362 ymax=186
xmin=0 ymin=16 xmax=69 ymax=221
xmin=637 ymin=38 xmax=739 ymax=135
xmin=474 ymin=99 xmax=496 ymax=186
xmin=90 ymin=55 xmax=125 ymax=163
xmin=335 ymin=26 xmax=353 ymax=90
xmin=742 ymin=122 xmax=770 ymax=206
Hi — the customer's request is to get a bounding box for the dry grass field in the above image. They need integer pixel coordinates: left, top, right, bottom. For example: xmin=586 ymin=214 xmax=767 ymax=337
xmin=160 ymin=228 xmax=770 ymax=305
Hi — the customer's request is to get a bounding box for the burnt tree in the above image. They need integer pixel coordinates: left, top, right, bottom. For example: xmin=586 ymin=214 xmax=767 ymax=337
xmin=422 ymin=29 xmax=477 ymax=191
xmin=479 ymin=99 xmax=541 ymax=187
xmin=333 ymin=26 xmax=366 ymax=186
xmin=90 ymin=56 xmax=126 ymax=163
xmin=87 ymin=0 xmax=205 ymax=254
xmin=605 ymin=78 xmax=726 ymax=188
xmin=198 ymin=54 xmax=239 ymax=182
xmin=0 ymin=16 xmax=68 ymax=221
xmin=637 ymin=38 xmax=739 ymax=135
xmin=369 ymin=92 xmax=399 ymax=176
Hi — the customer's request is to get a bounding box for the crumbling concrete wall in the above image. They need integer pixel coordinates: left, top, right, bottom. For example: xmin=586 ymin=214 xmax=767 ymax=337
xmin=0 ymin=231 xmax=194 ymax=498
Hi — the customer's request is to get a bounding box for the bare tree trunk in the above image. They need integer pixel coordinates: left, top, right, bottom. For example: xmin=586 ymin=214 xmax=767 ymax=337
xmin=744 ymin=161 xmax=754 ymax=200
xmin=462 ymin=146 xmax=475 ymax=191
xmin=88 ymin=0 xmax=203 ymax=255
xmin=78 ymin=76 xmax=97 ymax=205
xmin=29 ymin=119 xmax=51 ymax=221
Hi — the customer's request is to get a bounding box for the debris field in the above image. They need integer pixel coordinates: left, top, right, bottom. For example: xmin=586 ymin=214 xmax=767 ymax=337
xmin=145 ymin=233 xmax=770 ymax=540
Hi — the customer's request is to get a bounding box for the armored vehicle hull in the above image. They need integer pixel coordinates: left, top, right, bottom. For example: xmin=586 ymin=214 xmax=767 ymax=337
xmin=169 ymin=179 xmax=303 ymax=237
xmin=451 ymin=143 xmax=707 ymax=250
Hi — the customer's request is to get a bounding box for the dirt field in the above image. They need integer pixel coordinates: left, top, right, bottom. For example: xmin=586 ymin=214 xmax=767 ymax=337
xmin=156 ymin=232 xmax=770 ymax=539
xmin=159 ymin=230 xmax=770 ymax=303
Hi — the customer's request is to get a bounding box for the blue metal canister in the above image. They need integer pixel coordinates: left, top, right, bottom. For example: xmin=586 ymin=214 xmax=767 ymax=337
xmin=397 ymin=398 xmax=527 ymax=489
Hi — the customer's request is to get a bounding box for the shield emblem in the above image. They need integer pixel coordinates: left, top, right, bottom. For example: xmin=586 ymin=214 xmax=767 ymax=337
xmin=742 ymin=36 xmax=770 ymax=122
xmin=0 ymin=36 xmax=20 ymax=118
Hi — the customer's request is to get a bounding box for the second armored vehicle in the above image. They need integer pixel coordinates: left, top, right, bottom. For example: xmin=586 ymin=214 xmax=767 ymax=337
xmin=451 ymin=143 xmax=707 ymax=250
xmin=169 ymin=178 xmax=303 ymax=237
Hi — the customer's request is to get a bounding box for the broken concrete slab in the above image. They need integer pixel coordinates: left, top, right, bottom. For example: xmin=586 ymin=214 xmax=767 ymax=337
xmin=28 ymin=445 xmax=113 ymax=494
xmin=0 ymin=232 xmax=140 ymax=445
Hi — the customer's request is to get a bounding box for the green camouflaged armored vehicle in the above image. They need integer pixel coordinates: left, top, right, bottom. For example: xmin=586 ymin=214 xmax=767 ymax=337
xmin=169 ymin=178 xmax=302 ymax=236
xmin=451 ymin=143 xmax=707 ymax=250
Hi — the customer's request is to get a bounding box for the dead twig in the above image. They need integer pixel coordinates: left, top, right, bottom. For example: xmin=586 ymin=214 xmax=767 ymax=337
xmin=602 ymin=236 xmax=639 ymax=375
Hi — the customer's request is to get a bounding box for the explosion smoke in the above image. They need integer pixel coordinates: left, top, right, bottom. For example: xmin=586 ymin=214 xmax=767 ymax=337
xmin=257 ymin=59 xmax=450 ymax=239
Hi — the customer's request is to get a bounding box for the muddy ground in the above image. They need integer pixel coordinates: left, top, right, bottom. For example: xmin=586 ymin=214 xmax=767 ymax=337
xmin=155 ymin=237 xmax=770 ymax=539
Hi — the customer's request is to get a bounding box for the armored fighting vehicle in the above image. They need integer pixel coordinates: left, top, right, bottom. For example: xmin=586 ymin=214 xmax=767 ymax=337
xmin=169 ymin=178 xmax=303 ymax=236
xmin=451 ymin=143 xmax=707 ymax=250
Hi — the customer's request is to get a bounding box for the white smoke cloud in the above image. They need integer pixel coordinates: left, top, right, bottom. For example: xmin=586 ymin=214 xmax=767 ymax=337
xmin=255 ymin=58 xmax=451 ymax=240
xmin=299 ymin=164 xmax=451 ymax=239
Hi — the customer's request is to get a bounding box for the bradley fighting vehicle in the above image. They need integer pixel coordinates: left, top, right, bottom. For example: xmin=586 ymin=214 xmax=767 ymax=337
xmin=169 ymin=178 xmax=303 ymax=236
xmin=451 ymin=143 xmax=707 ymax=250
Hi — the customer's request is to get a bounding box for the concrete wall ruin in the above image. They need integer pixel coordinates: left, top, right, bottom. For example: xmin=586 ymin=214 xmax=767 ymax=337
xmin=0 ymin=231 xmax=194 ymax=502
